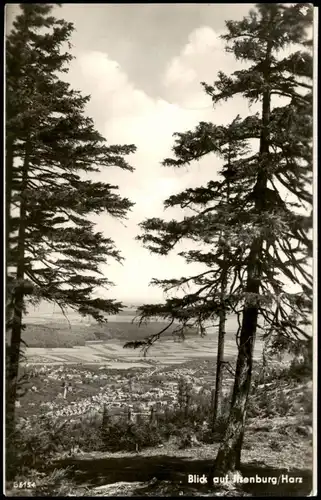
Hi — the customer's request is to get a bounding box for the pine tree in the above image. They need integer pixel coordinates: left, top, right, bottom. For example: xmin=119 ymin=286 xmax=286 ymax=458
xmin=128 ymin=2 xmax=312 ymax=475
xmin=6 ymin=4 xmax=136 ymax=426
xmin=126 ymin=117 xmax=254 ymax=429
xmin=211 ymin=3 xmax=313 ymax=473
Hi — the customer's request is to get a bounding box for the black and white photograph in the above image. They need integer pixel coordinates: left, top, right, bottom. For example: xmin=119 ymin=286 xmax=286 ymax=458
xmin=5 ymin=3 xmax=316 ymax=497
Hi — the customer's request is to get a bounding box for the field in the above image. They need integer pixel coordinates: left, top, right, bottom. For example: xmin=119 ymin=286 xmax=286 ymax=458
xmin=19 ymin=320 xmax=198 ymax=348
xmin=20 ymin=313 xmax=264 ymax=367
xmin=6 ymin=316 xmax=313 ymax=497
xmin=22 ymin=334 xmax=264 ymax=367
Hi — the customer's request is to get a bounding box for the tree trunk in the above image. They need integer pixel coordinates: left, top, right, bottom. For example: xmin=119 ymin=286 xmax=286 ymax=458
xmin=6 ymin=140 xmax=30 ymax=432
xmin=212 ymin=303 xmax=226 ymax=431
xmin=213 ymin=37 xmax=272 ymax=475
xmin=212 ymin=150 xmax=231 ymax=431
xmin=214 ymin=299 xmax=259 ymax=473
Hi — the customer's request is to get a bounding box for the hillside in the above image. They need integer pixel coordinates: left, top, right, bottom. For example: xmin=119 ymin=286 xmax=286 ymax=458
xmin=7 ymin=359 xmax=313 ymax=497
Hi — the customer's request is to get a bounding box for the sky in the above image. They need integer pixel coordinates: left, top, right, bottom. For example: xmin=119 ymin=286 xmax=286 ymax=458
xmin=5 ymin=4 xmax=313 ymax=310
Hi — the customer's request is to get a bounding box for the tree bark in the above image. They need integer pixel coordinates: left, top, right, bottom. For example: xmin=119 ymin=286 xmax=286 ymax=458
xmin=212 ymin=285 xmax=227 ymax=431
xmin=6 ymin=140 xmax=30 ymax=432
xmin=213 ymin=36 xmax=272 ymax=475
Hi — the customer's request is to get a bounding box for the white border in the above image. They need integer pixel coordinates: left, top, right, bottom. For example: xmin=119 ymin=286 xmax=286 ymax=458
xmin=2 ymin=4 xmax=318 ymax=496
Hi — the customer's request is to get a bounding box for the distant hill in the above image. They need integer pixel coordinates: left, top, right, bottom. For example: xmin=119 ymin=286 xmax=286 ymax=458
xmin=18 ymin=321 xmax=199 ymax=349
xmin=25 ymin=301 xmax=140 ymax=325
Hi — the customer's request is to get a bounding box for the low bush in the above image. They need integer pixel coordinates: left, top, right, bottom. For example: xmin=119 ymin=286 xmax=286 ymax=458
xmin=286 ymin=357 xmax=312 ymax=381
xmin=6 ymin=417 xmax=67 ymax=479
xmin=101 ymin=419 xmax=162 ymax=451
xmin=65 ymin=418 xmax=104 ymax=451
xmin=252 ymin=355 xmax=312 ymax=388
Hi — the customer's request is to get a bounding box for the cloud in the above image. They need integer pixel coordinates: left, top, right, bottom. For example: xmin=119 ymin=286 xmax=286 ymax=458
xmin=62 ymin=26 xmax=255 ymax=303
xmin=163 ymin=26 xmax=225 ymax=92
xmin=184 ymin=26 xmax=222 ymax=55
xmin=65 ymin=23 xmax=299 ymax=304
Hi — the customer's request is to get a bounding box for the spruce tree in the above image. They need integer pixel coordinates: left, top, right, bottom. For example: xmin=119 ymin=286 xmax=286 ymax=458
xmin=211 ymin=4 xmax=312 ymax=473
xmin=129 ymin=2 xmax=312 ymax=474
xmin=130 ymin=117 xmax=256 ymax=433
xmin=6 ymin=4 xmax=136 ymax=425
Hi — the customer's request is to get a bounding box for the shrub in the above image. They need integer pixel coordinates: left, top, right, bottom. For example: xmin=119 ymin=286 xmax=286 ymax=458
xmin=6 ymin=417 xmax=68 ymax=479
xmin=286 ymin=357 xmax=312 ymax=381
xmin=252 ymin=355 xmax=312 ymax=388
xmin=66 ymin=418 xmax=103 ymax=451
xmin=101 ymin=420 xmax=162 ymax=451
xmin=277 ymin=391 xmax=292 ymax=416
xmin=157 ymin=421 xmax=177 ymax=440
